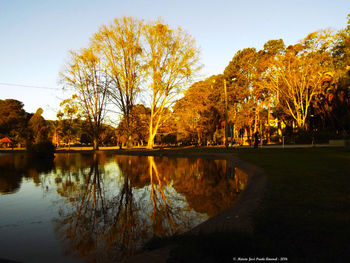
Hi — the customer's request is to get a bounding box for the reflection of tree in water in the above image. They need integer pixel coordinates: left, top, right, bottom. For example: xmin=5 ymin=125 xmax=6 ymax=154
xmin=106 ymin=157 xmax=146 ymax=260
xmin=147 ymin=157 xmax=248 ymax=217
xmin=0 ymin=153 xmax=54 ymax=194
xmin=55 ymin=154 xmax=146 ymax=262
xmin=148 ymin=156 xmax=187 ymax=237
xmin=53 ymin=153 xmax=248 ymax=262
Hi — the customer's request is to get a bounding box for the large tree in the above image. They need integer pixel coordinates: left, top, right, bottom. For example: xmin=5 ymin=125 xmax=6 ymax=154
xmin=144 ymin=21 xmax=201 ymax=149
xmin=60 ymin=48 xmax=109 ymax=150
xmin=319 ymin=15 xmax=350 ymax=134
xmin=174 ymin=75 xmax=225 ymax=145
xmin=224 ymin=48 xmax=259 ymax=141
xmin=265 ymin=31 xmax=336 ymax=128
xmin=91 ymin=17 xmax=144 ymax=147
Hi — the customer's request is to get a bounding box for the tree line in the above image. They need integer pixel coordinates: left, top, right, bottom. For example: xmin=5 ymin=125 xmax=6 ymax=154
xmin=118 ymin=15 xmax=350 ymax=147
xmin=1 ymin=15 xmax=349 ymax=150
xmin=176 ymin=17 xmax=350 ymax=146
xmin=0 ymin=98 xmax=116 ymax=150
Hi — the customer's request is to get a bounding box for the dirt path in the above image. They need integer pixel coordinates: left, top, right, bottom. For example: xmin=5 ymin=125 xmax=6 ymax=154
xmin=125 ymin=152 xmax=267 ymax=263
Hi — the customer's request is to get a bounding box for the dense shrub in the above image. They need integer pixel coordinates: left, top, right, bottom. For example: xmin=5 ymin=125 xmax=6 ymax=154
xmin=27 ymin=141 xmax=55 ymax=159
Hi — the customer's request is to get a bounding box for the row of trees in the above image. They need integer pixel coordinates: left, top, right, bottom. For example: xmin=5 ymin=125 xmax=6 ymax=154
xmin=156 ymin=16 xmax=350 ymax=146
xmin=60 ymin=17 xmax=200 ymax=149
xmin=58 ymin=15 xmax=350 ymax=148
xmin=2 ymin=15 xmax=349 ymax=150
xmin=0 ymin=98 xmax=115 ymax=151
xmin=175 ymin=27 xmax=350 ymax=145
xmin=221 ymin=21 xmax=350 ymax=144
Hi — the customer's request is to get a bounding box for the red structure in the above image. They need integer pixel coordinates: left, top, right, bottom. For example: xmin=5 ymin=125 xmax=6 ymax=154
xmin=0 ymin=137 xmax=12 ymax=148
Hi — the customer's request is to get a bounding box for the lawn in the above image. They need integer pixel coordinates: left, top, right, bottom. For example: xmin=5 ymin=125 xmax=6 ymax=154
xmin=237 ymin=147 xmax=350 ymax=263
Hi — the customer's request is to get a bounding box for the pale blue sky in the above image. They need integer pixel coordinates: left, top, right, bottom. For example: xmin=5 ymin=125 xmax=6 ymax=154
xmin=0 ymin=0 xmax=349 ymax=120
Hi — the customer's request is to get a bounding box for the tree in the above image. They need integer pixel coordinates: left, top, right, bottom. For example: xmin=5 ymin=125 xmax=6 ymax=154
xmin=56 ymin=96 xmax=81 ymax=150
xmin=116 ymin=104 xmax=150 ymax=146
xmin=91 ymin=17 xmax=144 ymax=148
xmin=144 ymin=21 xmax=201 ymax=149
xmin=174 ymin=75 xmax=224 ymax=145
xmin=258 ymin=39 xmax=285 ymax=142
xmin=265 ymin=31 xmax=336 ymax=128
xmin=28 ymin=108 xmax=49 ymax=144
xmin=319 ymin=14 xmax=350 ymax=135
xmin=0 ymin=99 xmax=28 ymax=145
xmin=27 ymin=108 xmax=55 ymax=158
xmin=60 ymin=48 xmax=109 ymax=150
xmin=49 ymin=120 xmax=61 ymax=147
xmin=99 ymin=124 xmax=117 ymax=146
xmin=224 ymin=48 xmax=259 ymax=143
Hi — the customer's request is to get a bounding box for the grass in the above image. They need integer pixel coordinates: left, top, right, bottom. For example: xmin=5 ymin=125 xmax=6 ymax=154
xmin=237 ymin=147 xmax=350 ymax=263
xmin=144 ymin=147 xmax=350 ymax=263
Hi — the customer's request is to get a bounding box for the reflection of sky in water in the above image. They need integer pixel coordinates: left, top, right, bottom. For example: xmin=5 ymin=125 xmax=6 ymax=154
xmin=0 ymin=153 xmax=247 ymax=262
xmin=0 ymin=178 xmax=83 ymax=263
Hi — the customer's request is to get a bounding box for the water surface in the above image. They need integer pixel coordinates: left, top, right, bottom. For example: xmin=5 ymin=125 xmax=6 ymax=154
xmin=0 ymin=152 xmax=247 ymax=262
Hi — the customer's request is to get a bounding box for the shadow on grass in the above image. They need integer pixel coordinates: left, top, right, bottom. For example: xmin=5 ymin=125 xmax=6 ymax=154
xmin=145 ymin=231 xmax=277 ymax=263
xmin=145 ymin=222 xmax=349 ymax=263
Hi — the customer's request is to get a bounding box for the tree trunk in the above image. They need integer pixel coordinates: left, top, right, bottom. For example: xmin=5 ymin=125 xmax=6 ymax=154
xmin=254 ymin=104 xmax=259 ymax=133
xmin=248 ymin=127 xmax=252 ymax=146
xmin=267 ymin=104 xmax=271 ymax=144
xmin=197 ymin=130 xmax=202 ymax=145
xmin=126 ymin=116 xmax=133 ymax=149
xmin=148 ymin=117 xmax=153 ymax=149
xmin=243 ymin=128 xmax=248 ymax=145
xmin=93 ymin=138 xmax=99 ymax=150
xmin=147 ymin=132 xmax=156 ymax=149
xmin=126 ymin=135 xmax=133 ymax=148
xmin=147 ymin=111 xmax=161 ymax=149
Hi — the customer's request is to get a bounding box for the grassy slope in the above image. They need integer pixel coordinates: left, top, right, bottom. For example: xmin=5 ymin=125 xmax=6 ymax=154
xmin=147 ymin=147 xmax=350 ymax=263
xmin=238 ymin=148 xmax=350 ymax=263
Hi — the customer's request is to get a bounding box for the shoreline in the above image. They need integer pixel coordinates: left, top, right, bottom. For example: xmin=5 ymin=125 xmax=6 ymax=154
xmin=0 ymin=142 xmax=338 ymax=154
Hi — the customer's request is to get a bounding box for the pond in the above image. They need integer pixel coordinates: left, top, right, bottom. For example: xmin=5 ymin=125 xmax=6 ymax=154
xmin=0 ymin=152 xmax=248 ymax=263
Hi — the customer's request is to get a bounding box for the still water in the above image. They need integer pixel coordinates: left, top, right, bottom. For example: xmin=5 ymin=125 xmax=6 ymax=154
xmin=0 ymin=152 xmax=247 ymax=263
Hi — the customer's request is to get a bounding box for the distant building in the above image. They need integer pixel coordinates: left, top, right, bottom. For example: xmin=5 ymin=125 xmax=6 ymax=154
xmin=0 ymin=137 xmax=12 ymax=148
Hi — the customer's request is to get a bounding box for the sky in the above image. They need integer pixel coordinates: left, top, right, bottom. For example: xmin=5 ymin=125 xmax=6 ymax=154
xmin=0 ymin=0 xmax=349 ymax=120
